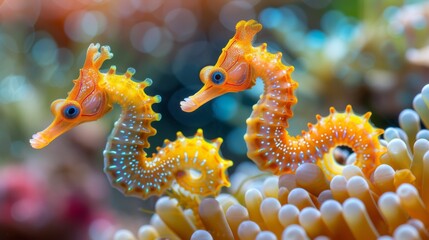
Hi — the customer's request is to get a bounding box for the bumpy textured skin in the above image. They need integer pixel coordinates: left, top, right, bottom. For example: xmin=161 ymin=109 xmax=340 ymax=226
xmin=181 ymin=20 xmax=385 ymax=179
xmin=30 ymin=44 xmax=232 ymax=198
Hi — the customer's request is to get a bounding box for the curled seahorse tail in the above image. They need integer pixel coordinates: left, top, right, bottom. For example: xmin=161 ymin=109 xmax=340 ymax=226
xmin=157 ymin=129 xmax=232 ymax=196
xmin=104 ymin=125 xmax=232 ymax=198
xmin=312 ymin=106 xmax=386 ymax=179
xmin=245 ymin=106 xmax=385 ymax=179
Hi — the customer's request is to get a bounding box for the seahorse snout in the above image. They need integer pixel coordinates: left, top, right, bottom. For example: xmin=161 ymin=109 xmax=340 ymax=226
xmin=180 ymin=83 xmax=229 ymax=112
xmin=29 ymin=132 xmax=49 ymax=149
xmin=180 ymin=97 xmax=199 ymax=112
xmin=29 ymin=114 xmax=80 ymax=149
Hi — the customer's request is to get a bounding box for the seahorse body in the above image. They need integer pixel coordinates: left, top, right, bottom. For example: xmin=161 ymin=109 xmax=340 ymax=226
xmin=181 ymin=20 xmax=385 ymax=179
xmin=30 ymin=44 xmax=232 ymax=198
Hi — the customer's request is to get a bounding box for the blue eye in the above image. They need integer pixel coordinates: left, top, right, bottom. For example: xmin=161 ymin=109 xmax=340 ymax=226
xmin=211 ymin=71 xmax=225 ymax=85
xmin=63 ymin=105 xmax=80 ymax=119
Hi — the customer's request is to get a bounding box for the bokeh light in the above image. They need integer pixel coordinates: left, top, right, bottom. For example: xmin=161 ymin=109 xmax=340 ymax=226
xmin=31 ymin=37 xmax=58 ymax=66
xmin=0 ymin=75 xmax=32 ymax=103
xmin=164 ymin=8 xmax=198 ymax=42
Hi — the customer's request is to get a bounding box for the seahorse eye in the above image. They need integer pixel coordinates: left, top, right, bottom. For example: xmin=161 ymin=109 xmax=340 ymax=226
xmin=63 ymin=105 xmax=80 ymax=119
xmin=211 ymin=71 xmax=225 ymax=85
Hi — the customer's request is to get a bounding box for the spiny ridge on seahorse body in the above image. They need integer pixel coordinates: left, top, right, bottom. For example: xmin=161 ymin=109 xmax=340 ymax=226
xmin=30 ymin=43 xmax=232 ymax=198
xmin=181 ymin=20 xmax=386 ymax=179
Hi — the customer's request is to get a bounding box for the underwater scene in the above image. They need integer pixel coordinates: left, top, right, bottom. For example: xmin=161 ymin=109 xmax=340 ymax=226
xmin=1 ymin=0 xmax=429 ymax=239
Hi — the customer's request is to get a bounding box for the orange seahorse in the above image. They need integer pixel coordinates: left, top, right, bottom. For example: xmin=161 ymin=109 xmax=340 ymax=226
xmin=30 ymin=43 xmax=232 ymax=198
xmin=181 ymin=20 xmax=386 ymax=179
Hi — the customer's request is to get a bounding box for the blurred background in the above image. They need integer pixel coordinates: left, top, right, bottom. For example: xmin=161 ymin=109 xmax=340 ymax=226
xmin=0 ymin=0 xmax=428 ymax=239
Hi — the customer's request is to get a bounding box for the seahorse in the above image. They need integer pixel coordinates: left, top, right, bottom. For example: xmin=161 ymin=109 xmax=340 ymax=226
xmin=181 ymin=20 xmax=386 ymax=179
xmin=30 ymin=43 xmax=232 ymax=198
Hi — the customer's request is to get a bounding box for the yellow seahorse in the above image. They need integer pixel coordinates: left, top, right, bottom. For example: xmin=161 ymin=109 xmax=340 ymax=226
xmin=181 ymin=20 xmax=385 ymax=179
xmin=30 ymin=43 xmax=232 ymax=198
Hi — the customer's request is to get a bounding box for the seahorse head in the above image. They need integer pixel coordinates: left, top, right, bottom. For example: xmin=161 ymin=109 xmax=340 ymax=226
xmin=30 ymin=44 xmax=113 ymax=149
xmin=181 ymin=20 xmax=262 ymax=112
